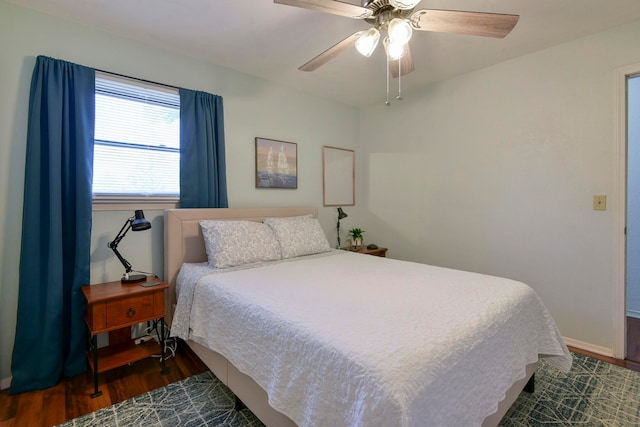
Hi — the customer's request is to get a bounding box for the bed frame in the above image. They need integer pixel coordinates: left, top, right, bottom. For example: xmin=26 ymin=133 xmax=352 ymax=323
xmin=164 ymin=207 xmax=536 ymax=427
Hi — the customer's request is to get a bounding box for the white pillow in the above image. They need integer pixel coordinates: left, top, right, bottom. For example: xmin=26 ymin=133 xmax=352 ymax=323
xmin=264 ymin=216 xmax=331 ymax=259
xmin=200 ymin=220 xmax=281 ymax=268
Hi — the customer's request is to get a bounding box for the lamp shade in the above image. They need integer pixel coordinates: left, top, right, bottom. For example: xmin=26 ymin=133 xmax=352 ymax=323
xmin=384 ymin=36 xmax=407 ymax=60
xmin=131 ymin=210 xmax=151 ymax=231
xmin=388 ymin=18 xmax=412 ymax=46
xmin=355 ymin=28 xmax=380 ymax=57
xmin=337 ymin=207 xmax=348 ymax=220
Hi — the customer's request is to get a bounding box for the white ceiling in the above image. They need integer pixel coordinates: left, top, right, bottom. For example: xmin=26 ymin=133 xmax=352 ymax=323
xmin=8 ymin=0 xmax=640 ymax=107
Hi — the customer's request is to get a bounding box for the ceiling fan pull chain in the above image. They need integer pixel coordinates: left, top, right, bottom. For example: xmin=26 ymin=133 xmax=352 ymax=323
xmin=397 ymin=59 xmax=403 ymax=101
xmin=385 ymin=55 xmax=391 ymax=106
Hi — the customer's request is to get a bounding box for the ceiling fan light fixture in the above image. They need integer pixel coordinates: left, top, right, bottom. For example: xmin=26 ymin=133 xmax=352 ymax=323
xmin=390 ymin=0 xmax=422 ymax=11
xmin=388 ymin=18 xmax=412 ymax=45
xmin=383 ymin=36 xmax=406 ymax=60
xmin=355 ymin=28 xmax=380 ymax=57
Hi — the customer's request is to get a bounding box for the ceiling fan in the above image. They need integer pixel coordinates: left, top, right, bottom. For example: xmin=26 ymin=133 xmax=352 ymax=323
xmin=274 ymin=0 xmax=519 ymax=104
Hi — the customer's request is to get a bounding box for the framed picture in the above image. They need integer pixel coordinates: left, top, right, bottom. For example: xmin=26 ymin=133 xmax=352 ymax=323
xmin=255 ymin=137 xmax=298 ymax=189
xmin=322 ymin=145 xmax=355 ymax=206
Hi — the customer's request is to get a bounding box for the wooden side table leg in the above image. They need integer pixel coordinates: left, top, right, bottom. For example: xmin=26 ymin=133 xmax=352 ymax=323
xmin=90 ymin=334 xmax=102 ymax=398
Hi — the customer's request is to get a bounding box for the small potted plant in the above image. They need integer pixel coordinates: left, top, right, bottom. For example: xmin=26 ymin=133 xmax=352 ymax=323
xmin=348 ymin=228 xmax=365 ymax=248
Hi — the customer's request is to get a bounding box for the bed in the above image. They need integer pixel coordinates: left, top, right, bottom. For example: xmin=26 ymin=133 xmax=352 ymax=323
xmin=164 ymin=207 xmax=572 ymax=427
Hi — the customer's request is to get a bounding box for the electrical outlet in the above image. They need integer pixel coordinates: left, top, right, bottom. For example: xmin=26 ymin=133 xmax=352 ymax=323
xmin=593 ymin=195 xmax=607 ymax=211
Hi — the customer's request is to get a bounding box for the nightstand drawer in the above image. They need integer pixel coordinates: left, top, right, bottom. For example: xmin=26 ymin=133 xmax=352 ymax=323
xmin=106 ymin=294 xmax=154 ymax=327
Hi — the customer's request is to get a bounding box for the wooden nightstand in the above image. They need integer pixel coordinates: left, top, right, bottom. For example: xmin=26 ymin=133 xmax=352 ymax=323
xmin=342 ymin=246 xmax=388 ymax=257
xmin=82 ymin=278 xmax=169 ymax=398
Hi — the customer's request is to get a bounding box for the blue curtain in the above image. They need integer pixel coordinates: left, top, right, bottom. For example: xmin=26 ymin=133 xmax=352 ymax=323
xmin=179 ymin=89 xmax=228 ymax=208
xmin=10 ymin=56 xmax=95 ymax=394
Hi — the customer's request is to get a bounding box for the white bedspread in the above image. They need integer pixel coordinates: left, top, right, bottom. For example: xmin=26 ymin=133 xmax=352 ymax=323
xmin=172 ymin=251 xmax=572 ymax=427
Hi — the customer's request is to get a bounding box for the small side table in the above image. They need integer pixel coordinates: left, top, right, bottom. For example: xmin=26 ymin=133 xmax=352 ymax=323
xmin=82 ymin=278 xmax=169 ymax=398
xmin=342 ymin=246 xmax=388 ymax=257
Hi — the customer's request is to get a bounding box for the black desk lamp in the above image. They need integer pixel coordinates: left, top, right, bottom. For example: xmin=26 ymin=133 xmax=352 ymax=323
xmin=109 ymin=210 xmax=151 ymax=283
xmin=336 ymin=207 xmax=348 ymax=249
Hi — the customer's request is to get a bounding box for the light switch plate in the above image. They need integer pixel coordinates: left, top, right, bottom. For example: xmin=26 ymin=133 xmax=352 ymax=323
xmin=594 ymin=195 xmax=607 ymax=211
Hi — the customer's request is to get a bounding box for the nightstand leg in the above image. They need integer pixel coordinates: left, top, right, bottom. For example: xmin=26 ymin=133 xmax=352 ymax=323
xmin=90 ymin=334 xmax=102 ymax=398
xmin=160 ymin=318 xmax=168 ymax=374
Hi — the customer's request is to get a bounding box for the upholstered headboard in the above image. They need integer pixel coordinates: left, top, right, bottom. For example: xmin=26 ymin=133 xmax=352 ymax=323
xmin=163 ymin=207 xmax=318 ymax=324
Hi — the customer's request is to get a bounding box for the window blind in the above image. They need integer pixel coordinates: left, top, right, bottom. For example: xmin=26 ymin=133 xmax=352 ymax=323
xmin=93 ymin=72 xmax=180 ymax=197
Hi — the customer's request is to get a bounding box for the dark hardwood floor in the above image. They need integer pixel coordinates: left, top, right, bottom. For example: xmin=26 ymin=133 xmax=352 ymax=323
xmin=1 ymin=342 xmax=639 ymax=427
xmin=568 ymin=345 xmax=640 ymax=373
xmin=627 ymin=316 xmax=640 ymax=363
xmin=0 ymin=341 xmax=207 ymax=427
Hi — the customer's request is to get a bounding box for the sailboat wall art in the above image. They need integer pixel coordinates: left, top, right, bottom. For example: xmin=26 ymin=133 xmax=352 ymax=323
xmin=255 ymin=137 xmax=298 ymax=189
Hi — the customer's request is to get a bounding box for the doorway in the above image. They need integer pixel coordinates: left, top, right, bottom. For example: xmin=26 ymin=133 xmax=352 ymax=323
xmin=626 ymin=74 xmax=640 ymax=362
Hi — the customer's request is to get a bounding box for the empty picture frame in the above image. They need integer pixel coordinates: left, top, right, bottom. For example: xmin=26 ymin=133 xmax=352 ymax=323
xmin=322 ymin=145 xmax=355 ymax=206
xmin=255 ymin=137 xmax=298 ymax=189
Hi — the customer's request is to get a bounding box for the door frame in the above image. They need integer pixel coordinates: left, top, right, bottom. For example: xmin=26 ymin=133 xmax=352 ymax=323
xmin=614 ymin=62 xmax=640 ymax=359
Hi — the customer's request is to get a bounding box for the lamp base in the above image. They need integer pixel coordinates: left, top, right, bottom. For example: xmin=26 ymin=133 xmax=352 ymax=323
xmin=121 ymin=274 xmax=147 ymax=284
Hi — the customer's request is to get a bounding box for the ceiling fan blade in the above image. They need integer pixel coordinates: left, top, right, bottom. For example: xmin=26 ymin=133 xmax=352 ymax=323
xmin=410 ymin=9 xmax=519 ymax=38
xmin=274 ymin=0 xmax=372 ymax=19
xmin=299 ymin=31 xmax=364 ymax=72
xmin=390 ymin=46 xmax=415 ymax=78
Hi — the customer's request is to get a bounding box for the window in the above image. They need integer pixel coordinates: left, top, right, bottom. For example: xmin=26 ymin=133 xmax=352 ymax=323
xmin=93 ymin=73 xmax=180 ymax=202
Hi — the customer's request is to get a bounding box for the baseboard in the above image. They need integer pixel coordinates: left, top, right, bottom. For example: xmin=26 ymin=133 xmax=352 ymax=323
xmin=627 ymin=310 xmax=640 ymax=319
xmin=0 ymin=376 xmax=11 ymax=390
xmin=563 ymin=336 xmax=614 ymax=358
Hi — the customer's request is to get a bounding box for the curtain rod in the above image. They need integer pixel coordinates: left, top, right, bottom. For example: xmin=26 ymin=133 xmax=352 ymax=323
xmin=95 ymin=68 xmax=181 ymax=91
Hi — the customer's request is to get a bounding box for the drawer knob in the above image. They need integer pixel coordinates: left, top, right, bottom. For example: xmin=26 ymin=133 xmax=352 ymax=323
xmin=127 ymin=307 xmax=136 ymax=317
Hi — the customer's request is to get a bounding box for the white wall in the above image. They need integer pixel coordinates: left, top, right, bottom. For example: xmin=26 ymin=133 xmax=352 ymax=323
xmin=0 ymin=1 xmax=359 ymax=384
xmin=358 ymin=19 xmax=640 ymax=352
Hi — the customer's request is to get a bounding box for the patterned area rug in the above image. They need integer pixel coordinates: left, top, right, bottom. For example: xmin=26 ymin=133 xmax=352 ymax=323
xmin=57 ymin=372 xmax=264 ymax=427
xmin=58 ymin=353 xmax=640 ymax=427
xmin=501 ymin=353 xmax=640 ymax=426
